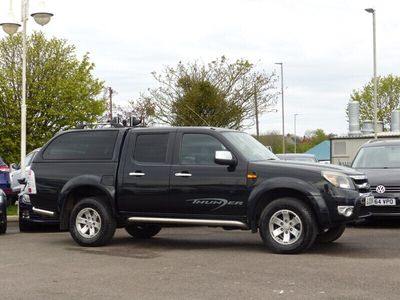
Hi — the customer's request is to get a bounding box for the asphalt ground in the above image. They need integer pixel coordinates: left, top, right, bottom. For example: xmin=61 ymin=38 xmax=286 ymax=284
xmin=1 ymin=219 xmax=400 ymax=300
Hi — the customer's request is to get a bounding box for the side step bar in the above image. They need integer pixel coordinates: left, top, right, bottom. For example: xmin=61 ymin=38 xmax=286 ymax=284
xmin=128 ymin=216 xmax=249 ymax=229
xmin=32 ymin=207 xmax=55 ymax=217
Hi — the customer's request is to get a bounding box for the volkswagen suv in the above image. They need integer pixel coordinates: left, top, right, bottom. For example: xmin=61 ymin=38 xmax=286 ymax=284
xmin=352 ymin=140 xmax=400 ymax=217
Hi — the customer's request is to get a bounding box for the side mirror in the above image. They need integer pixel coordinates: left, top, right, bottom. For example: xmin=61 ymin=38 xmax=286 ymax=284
xmin=215 ymin=150 xmax=237 ymax=166
xmin=10 ymin=163 xmax=20 ymax=170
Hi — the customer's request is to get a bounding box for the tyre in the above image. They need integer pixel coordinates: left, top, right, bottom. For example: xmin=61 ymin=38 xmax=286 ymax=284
xmin=69 ymin=198 xmax=116 ymax=247
xmin=125 ymin=224 xmax=161 ymax=239
xmin=259 ymin=197 xmax=317 ymax=254
xmin=316 ymin=224 xmax=346 ymax=244
xmin=19 ymin=220 xmax=35 ymax=232
xmin=0 ymin=214 xmax=6 ymax=234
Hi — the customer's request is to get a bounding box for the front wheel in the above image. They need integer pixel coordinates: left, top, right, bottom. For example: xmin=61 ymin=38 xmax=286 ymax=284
xmin=316 ymin=224 xmax=346 ymax=244
xmin=259 ymin=198 xmax=317 ymax=254
xmin=69 ymin=198 xmax=116 ymax=247
xmin=125 ymin=224 xmax=161 ymax=239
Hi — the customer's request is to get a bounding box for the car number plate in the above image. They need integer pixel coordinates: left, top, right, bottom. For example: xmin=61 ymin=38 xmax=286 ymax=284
xmin=365 ymin=196 xmax=374 ymax=206
xmin=374 ymin=198 xmax=396 ymax=206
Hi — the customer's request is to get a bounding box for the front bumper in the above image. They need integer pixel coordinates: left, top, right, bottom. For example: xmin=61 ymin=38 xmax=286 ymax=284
xmin=321 ymin=186 xmax=373 ymax=227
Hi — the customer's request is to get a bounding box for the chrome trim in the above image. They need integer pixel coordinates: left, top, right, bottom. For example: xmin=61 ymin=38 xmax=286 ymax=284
xmin=174 ymin=173 xmax=192 ymax=177
xmin=32 ymin=207 xmax=55 ymax=217
xmin=128 ymin=216 xmax=248 ymax=229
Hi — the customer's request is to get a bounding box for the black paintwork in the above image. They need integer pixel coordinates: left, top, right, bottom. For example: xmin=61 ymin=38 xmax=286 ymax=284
xmin=29 ymin=127 xmax=371 ymax=231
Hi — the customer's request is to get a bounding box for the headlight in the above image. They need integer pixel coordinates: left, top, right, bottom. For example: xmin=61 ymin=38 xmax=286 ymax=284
xmin=322 ymin=171 xmax=355 ymax=189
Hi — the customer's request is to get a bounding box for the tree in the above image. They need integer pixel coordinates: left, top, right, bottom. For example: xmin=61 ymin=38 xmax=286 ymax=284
xmin=139 ymin=56 xmax=278 ymax=129
xmin=0 ymin=32 xmax=106 ymax=163
xmin=350 ymin=75 xmax=400 ymax=129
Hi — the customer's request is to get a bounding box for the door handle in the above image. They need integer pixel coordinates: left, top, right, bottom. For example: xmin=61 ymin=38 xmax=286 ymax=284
xmin=129 ymin=172 xmax=145 ymax=176
xmin=175 ymin=172 xmax=192 ymax=177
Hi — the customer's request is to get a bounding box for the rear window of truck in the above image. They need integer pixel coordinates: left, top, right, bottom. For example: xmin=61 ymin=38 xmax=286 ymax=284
xmin=42 ymin=131 xmax=118 ymax=160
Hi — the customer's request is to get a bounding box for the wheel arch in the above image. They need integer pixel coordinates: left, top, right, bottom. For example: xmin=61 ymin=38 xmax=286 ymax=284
xmin=58 ymin=175 xmax=116 ymax=230
xmin=247 ymin=177 xmax=330 ymax=232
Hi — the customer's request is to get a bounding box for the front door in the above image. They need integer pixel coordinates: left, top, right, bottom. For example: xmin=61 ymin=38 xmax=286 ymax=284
xmin=169 ymin=132 xmax=249 ymax=218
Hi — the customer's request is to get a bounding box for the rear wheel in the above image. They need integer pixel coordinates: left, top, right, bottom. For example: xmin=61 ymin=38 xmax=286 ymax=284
xmin=316 ymin=224 xmax=346 ymax=244
xmin=125 ymin=224 xmax=161 ymax=239
xmin=259 ymin=198 xmax=317 ymax=254
xmin=69 ymin=198 xmax=116 ymax=247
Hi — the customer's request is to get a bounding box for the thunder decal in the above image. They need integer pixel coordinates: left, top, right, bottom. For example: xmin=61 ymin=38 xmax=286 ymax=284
xmin=187 ymin=198 xmax=244 ymax=211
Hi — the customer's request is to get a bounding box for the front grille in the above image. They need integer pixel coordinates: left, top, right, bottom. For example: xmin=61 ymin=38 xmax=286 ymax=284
xmin=370 ymin=186 xmax=400 ymax=193
xmin=350 ymin=175 xmax=370 ymax=193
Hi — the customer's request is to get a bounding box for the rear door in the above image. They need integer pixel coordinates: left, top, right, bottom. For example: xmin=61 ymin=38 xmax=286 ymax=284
xmin=118 ymin=129 xmax=175 ymax=214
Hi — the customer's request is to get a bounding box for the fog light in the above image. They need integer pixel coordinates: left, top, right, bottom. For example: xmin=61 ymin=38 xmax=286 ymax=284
xmin=338 ymin=206 xmax=354 ymax=217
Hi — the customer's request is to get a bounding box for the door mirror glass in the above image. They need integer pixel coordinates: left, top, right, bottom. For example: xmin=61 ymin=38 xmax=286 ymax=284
xmin=215 ymin=150 xmax=236 ymax=165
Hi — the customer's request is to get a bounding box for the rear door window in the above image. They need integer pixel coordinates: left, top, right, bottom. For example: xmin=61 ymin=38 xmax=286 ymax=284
xmin=133 ymin=134 xmax=169 ymax=163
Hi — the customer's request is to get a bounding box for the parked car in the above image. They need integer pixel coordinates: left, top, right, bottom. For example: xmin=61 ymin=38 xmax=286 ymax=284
xmin=0 ymin=189 xmax=7 ymax=234
xmin=0 ymin=156 xmax=15 ymax=204
xmin=10 ymin=148 xmax=41 ymax=193
xmin=26 ymin=126 xmax=373 ymax=254
xmin=352 ymin=140 xmax=400 ymax=218
xmin=15 ymin=151 xmax=57 ymax=232
xmin=276 ymin=153 xmax=319 ymax=163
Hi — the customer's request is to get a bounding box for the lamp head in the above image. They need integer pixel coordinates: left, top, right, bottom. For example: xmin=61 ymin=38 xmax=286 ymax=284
xmin=0 ymin=5 xmax=21 ymax=36
xmin=0 ymin=22 xmax=20 ymax=35
xmin=31 ymin=1 xmax=53 ymax=26
xmin=365 ymin=8 xmax=375 ymax=13
xmin=31 ymin=12 xmax=53 ymax=26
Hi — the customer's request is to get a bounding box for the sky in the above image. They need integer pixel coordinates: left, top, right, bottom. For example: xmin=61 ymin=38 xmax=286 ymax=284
xmin=1 ymin=0 xmax=398 ymax=136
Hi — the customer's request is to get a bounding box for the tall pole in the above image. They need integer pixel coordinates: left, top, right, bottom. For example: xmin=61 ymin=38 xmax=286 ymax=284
xmin=365 ymin=8 xmax=377 ymax=139
xmin=20 ymin=0 xmax=28 ymax=180
xmin=294 ymin=115 xmax=296 ymax=153
xmin=275 ymin=62 xmax=285 ymax=153
xmin=109 ymin=87 xmax=113 ymax=121
xmin=254 ymin=86 xmax=259 ymax=139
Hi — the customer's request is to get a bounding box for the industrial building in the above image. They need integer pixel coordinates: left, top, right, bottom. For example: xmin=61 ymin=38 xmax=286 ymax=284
xmin=330 ymin=102 xmax=400 ymax=166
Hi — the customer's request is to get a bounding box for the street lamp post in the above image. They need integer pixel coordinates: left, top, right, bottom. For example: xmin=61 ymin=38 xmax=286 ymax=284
xmin=365 ymin=8 xmax=377 ymax=139
xmin=294 ymin=113 xmax=299 ymax=153
xmin=275 ymin=62 xmax=285 ymax=153
xmin=0 ymin=0 xmax=53 ymax=180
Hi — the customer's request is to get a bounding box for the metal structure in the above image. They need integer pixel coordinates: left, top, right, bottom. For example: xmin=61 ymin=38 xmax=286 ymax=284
xmin=275 ymin=62 xmax=285 ymax=153
xmin=365 ymin=8 xmax=378 ymax=139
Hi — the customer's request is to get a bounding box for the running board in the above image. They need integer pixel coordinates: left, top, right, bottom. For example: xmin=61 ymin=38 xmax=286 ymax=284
xmin=127 ymin=216 xmax=249 ymax=229
xmin=32 ymin=207 xmax=55 ymax=217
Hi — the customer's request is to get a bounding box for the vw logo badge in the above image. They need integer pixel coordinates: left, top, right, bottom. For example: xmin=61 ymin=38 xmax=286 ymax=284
xmin=376 ymin=185 xmax=386 ymax=194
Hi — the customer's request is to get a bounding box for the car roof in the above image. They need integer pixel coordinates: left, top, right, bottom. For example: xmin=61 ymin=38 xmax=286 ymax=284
xmin=362 ymin=139 xmax=400 ymax=148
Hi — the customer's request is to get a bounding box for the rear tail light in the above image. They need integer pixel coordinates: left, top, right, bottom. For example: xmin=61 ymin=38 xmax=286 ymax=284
xmin=0 ymin=165 xmax=9 ymax=172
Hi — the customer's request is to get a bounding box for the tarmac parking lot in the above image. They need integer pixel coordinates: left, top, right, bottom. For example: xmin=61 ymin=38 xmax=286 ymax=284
xmin=2 ymin=220 xmax=400 ymax=300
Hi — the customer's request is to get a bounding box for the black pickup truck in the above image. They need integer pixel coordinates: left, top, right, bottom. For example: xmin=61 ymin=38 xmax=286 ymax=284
xmin=26 ymin=126 xmax=372 ymax=253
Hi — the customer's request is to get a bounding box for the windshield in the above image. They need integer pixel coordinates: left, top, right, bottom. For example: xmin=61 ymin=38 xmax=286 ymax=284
xmin=352 ymin=145 xmax=400 ymax=169
xmin=221 ymin=131 xmax=278 ymax=161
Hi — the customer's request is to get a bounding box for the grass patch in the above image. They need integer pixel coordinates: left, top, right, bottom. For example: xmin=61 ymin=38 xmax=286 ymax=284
xmin=7 ymin=205 xmax=18 ymax=216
